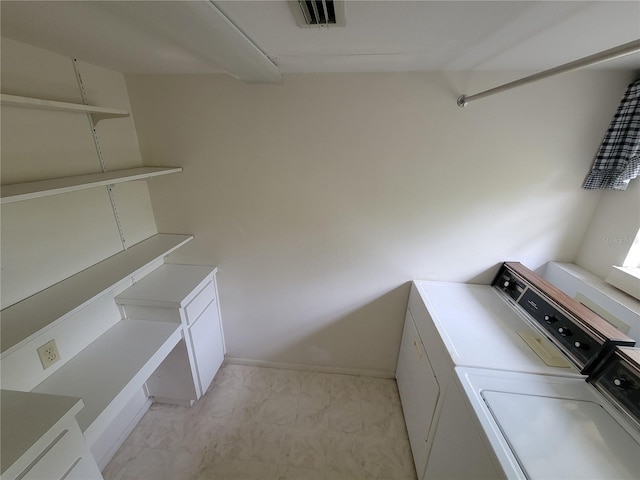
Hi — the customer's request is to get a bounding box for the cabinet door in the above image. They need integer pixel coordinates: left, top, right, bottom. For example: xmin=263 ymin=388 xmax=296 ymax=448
xmin=187 ymin=299 xmax=224 ymax=395
xmin=22 ymin=423 xmax=102 ymax=480
xmin=65 ymin=456 xmax=104 ymax=480
xmin=396 ymin=309 xmax=440 ymax=479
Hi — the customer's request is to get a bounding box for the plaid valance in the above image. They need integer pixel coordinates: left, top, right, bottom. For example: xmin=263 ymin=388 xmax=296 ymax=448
xmin=583 ymin=79 xmax=640 ymax=190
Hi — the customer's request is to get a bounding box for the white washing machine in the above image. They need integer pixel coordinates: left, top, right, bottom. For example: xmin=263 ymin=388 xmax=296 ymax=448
xmin=396 ymin=262 xmax=637 ymax=479
xmin=450 ymin=357 xmax=640 ymax=479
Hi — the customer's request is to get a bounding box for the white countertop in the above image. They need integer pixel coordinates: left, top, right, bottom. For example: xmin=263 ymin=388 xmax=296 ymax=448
xmin=115 ymin=264 xmax=216 ymax=308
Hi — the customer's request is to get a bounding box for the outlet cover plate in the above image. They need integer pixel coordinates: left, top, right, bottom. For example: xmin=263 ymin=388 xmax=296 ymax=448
xmin=37 ymin=339 xmax=60 ymax=369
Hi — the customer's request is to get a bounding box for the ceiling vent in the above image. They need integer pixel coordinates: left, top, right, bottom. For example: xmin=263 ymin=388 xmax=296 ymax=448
xmin=291 ymin=0 xmax=345 ymax=27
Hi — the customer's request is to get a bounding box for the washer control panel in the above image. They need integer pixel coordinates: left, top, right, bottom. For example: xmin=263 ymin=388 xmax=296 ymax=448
xmin=591 ymin=347 xmax=640 ymax=430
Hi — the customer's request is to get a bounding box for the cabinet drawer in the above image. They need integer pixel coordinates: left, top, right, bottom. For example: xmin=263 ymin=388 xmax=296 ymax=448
xmin=22 ymin=424 xmax=101 ymax=480
xmin=184 ymin=280 xmax=215 ymax=325
xmin=120 ymin=304 xmax=182 ymax=323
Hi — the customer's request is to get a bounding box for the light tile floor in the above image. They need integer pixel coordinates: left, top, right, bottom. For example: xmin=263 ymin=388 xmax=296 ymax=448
xmin=103 ymin=364 xmax=417 ymax=480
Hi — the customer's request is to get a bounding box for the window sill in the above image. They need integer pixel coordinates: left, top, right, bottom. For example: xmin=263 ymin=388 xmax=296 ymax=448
xmin=606 ymin=266 xmax=640 ymax=301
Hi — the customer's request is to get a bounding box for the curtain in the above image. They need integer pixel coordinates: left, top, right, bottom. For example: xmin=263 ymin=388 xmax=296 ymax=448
xmin=583 ymin=79 xmax=640 ymax=190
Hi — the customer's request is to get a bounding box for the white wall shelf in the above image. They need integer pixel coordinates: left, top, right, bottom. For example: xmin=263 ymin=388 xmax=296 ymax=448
xmin=1 ymin=93 xmax=129 ymax=118
xmin=1 ymin=167 xmax=183 ymax=205
xmin=0 ymin=233 xmax=193 ymax=356
xmin=32 ymin=319 xmax=182 ymax=446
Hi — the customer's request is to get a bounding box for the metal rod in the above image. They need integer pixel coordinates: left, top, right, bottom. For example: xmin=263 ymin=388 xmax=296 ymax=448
xmin=457 ymin=39 xmax=640 ymax=107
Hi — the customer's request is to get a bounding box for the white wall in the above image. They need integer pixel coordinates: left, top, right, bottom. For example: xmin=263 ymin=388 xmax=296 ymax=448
xmin=125 ymin=70 xmax=634 ymax=375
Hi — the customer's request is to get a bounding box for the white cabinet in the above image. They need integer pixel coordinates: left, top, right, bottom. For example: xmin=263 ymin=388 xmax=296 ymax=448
xmin=1 ymin=390 xmax=102 ymax=480
xmin=396 ymin=309 xmax=440 ymax=479
xmin=188 ymin=299 xmax=225 ymax=395
xmin=21 ymin=425 xmax=101 ymax=480
xmin=115 ymin=264 xmax=225 ymax=404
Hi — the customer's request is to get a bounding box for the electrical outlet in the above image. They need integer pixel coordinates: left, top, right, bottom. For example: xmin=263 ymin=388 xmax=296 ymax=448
xmin=37 ymin=339 xmax=60 ymax=369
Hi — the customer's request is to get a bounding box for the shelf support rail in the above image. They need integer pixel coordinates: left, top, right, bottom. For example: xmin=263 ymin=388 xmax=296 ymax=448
xmin=457 ymin=39 xmax=640 ymax=108
xmin=73 ymin=58 xmax=128 ymax=250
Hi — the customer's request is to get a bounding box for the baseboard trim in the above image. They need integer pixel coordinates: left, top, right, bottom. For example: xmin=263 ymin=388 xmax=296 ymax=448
xmin=224 ymin=356 xmax=395 ymax=379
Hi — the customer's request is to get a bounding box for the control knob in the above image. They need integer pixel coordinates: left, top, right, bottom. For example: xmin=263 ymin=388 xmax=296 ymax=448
xmin=557 ymin=326 xmax=572 ymax=337
xmin=544 ymin=314 xmax=558 ymax=324
xmin=613 ymin=377 xmax=630 ymax=390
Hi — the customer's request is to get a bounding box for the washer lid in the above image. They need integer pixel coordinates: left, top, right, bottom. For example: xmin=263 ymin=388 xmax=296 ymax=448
xmin=482 ymin=391 xmax=640 ymax=479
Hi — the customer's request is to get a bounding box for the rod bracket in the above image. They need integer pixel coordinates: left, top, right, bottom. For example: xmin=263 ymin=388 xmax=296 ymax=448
xmin=457 ymin=95 xmax=468 ymax=108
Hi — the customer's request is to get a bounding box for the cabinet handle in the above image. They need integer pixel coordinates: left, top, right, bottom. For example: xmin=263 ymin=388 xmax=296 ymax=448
xmin=60 ymin=457 xmax=82 ymax=480
xmin=16 ymin=429 xmax=69 ymax=480
xmin=413 ymin=339 xmax=423 ymax=359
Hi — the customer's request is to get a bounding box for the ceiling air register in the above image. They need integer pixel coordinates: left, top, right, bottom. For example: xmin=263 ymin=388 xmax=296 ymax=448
xmin=292 ymin=1 xmax=345 ymax=27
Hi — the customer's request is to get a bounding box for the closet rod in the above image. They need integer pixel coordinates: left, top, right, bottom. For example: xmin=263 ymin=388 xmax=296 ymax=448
xmin=457 ymin=39 xmax=640 ymax=107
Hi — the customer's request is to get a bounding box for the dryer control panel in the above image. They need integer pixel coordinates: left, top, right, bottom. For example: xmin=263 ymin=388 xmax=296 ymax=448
xmin=517 ymin=288 xmax=601 ymax=370
xmin=493 ymin=262 xmax=635 ymax=374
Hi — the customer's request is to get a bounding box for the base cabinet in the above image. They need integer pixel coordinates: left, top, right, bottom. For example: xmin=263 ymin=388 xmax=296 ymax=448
xmin=396 ymin=309 xmax=440 ymax=479
xmin=22 ymin=423 xmax=103 ymax=480
xmin=115 ymin=264 xmax=225 ymax=404
xmin=1 ymin=391 xmax=102 ymax=480
xmin=188 ymin=298 xmax=225 ymax=395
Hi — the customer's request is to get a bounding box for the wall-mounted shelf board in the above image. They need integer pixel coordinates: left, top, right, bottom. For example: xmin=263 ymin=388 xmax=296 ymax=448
xmin=1 ymin=93 xmax=129 ymax=118
xmin=1 ymin=167 xmax=183 ymax=205
xmin=0 ymin=233 xmax=193 ymax=356
xmin=32 ymin=319 xmax=182 ymax=445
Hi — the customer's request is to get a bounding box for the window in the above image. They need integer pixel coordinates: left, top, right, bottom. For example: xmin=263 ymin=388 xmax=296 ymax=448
xmin=622 ymin=228 xmax=640 ymax=267
xmin=605 ymin=228 xmax=640 ymax=300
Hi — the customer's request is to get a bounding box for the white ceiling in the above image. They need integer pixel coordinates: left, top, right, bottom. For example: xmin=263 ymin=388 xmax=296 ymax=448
xmin=1 ymin=1 xmax=639 ymax=83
